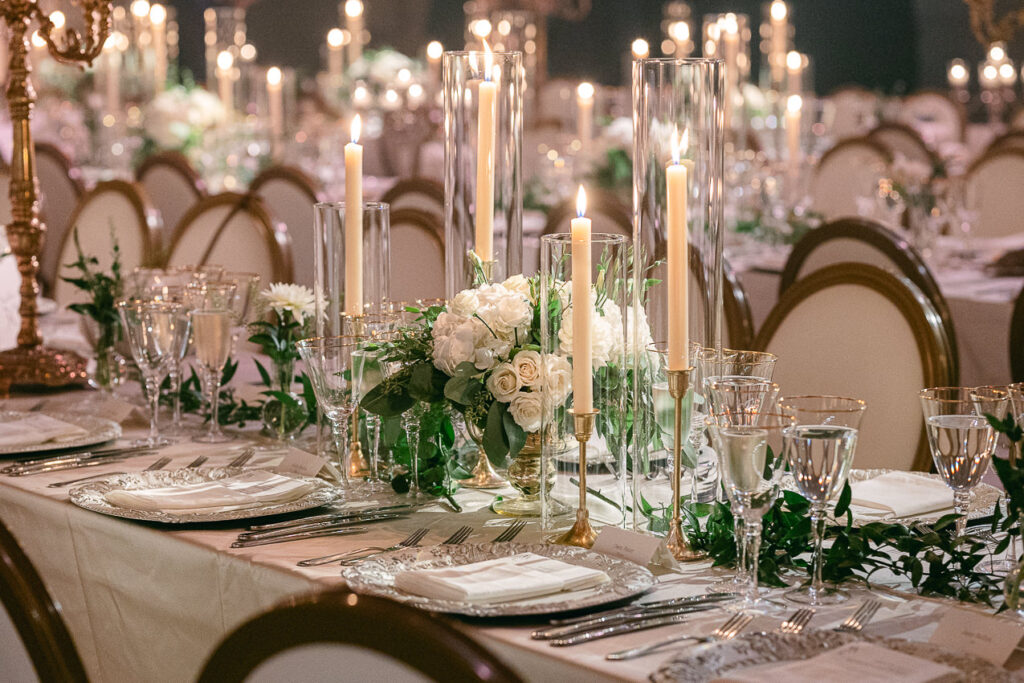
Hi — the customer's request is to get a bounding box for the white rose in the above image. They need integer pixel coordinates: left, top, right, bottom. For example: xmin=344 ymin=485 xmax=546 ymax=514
xmin=545 ymin=354 xmax=572 ymax=405
xmin=557 ymin=309 xmax=574 ymax=356
xmin=450 ymin=289 xmax=479 ymax=317
xmin=513 ymin=350 xmax=542 ymax=387
xmin=502 ymin=274 xmax=532 ymax=301
xmin=508 ymin=391 xmax=543 ymax=433
xmin=486 ymin=363 xmax=521 ymax=402
xmin=491 ymin=294 xmax=532 ymax=338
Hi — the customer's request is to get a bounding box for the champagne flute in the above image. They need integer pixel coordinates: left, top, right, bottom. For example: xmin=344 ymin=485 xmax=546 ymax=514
xmin=117 ymin=300 xmax=190 ymax=447
xmin=706 ymin=412 xmax=795 ymax=611
xmin=191 ymin=309 xmax=235 ymax=443
xmin=151 ymin=284 xmax=191 ymax=436
xmin=382 ymin=357 xmax=425 ymax=500
xmin=781 ymin=395 xmax=865 ymax=606
xmin=921 ymin=387 xmax=1002 ymax=537
xmin=351 ymin=341 xmax=391 ymax=492
xmin=972 ymin=385 xmax=1015 ymax=571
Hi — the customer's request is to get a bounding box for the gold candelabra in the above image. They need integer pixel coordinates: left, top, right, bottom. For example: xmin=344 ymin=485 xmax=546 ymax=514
xmin=554 ymin=408 xmax=598 ymax=548
xmin=665 ymin=367 xmax=705 ymax=562
xmin=0 ymin=0 xmax=112 ymax=394
xmin=964 ymin=0 xmax=1024 ymax=47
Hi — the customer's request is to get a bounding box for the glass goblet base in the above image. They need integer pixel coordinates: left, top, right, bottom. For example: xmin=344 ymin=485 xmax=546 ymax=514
xmin=193 ymin=431 xmax=236 ymax=444
xmin=785 ymin=584 xmax=849 ymax=606
xmin=133 ymin=435 xmax=174 ymax=448
xmin=707 ymin=574 xmax=747 ymax=594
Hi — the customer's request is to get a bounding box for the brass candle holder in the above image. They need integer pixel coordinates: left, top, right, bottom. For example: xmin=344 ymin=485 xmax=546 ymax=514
xmin=0 ymin=0 xmax=112 ymax=395
xmin=554 ymin=408 xmax=599 ymax=549
xmin=666 ymin=367 xmax=705 ymax=562
xmin=459 ymin=422 xmax=507 ymax=489
xmin=348 ymin=408 xmax=371 ymax=478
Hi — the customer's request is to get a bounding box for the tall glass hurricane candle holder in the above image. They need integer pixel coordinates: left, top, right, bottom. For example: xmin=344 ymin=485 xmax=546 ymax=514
xmin=443 ymin=49 xmax=523 ymax=296
xmin=631 ymin=58 xmax=724 ymax=535
xmin=539 ymin=232 xmax=629 ymax=535
xmin=702 ymin=14 xmax=749 ymax=145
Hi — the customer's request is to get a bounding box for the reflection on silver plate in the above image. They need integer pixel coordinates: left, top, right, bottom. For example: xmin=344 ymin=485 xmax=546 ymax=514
xmin=341 ymin=542 xmax=655 ymax=617
xmin=68 ymin=467 xmax=339 ymax=524
xmin=652 ymin=630 xmax=1014 ymax=682
xmin=0 ymin=411 xmax=121 ymax=456
xmin=780 ymin=468 xmax=1002 ymax=527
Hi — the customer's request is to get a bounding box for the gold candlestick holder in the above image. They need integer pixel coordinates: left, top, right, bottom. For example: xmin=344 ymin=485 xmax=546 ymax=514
xmin=348 ymin=408 xmax=371 ymax=478
xmin=459 ymin=421 xmax=507 ymax=489
xmin=554 ymin=408 xmax=599 ymax=549
xmin=665 ymin=367 xmax=705 ymax=562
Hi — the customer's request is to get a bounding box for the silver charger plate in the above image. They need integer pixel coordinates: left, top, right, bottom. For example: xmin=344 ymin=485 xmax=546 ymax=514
xmin=68 ymin=466 xmax=339 ymax=524
xmin=651 ymin=630 xmax=1014 ymax=682
xmin=0 ymin=411 xmax=121 ymax=456
xmin=341 ymin=542 xmax=655 ymax=617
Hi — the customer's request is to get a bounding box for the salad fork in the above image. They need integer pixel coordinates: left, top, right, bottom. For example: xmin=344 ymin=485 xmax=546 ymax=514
xmin=491 ymin=520 xmax=527 ymax=543
xmin=835 ymin=599 xmax=882 ymax=633
xmin=606 ymin=612 xmax=754 ymax=660
xmin=442 ymin=526 xmax=473 ymax=545
xmin=299 ymin=527 xmax=430 ymax=567
xmin=779 ymin=608 xmax=815 ymax=634
xmin=186 ymin=455 xmax=209 ymax=468
xmin=227 ymin=448 xmax=256 ymax=468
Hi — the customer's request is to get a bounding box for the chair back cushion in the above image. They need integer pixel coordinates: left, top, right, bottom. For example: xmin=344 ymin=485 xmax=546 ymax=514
xmin=867 ymin=123 xmax=934 ymax=168
xmin=965 ymin=149 xmax=1024 ymax=239
xmin=756 ymin=264 xmax=955 ymax=471
xmin=897 ymin=91 xmax=965 ymax=145
xmin=251 ymin=167 xmax=322 ymax=288
xmin=389 ymin=208 xmax=445 ymax=302
xmin=827 ymin=87 xmax=879 ymax=139
xmin=810 ymin=138 xmax=890 ymax=221
xmin=247 ymin=644 xmax=432 ymax=683
xmin=36 ymin=143 xmax=84 ymax=290
xmin=136 ymin=151 xmax=205 ymax=242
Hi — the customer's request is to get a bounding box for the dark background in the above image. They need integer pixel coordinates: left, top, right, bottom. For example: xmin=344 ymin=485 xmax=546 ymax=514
xmin=167 ymin=0 xmax=1019 ymax=94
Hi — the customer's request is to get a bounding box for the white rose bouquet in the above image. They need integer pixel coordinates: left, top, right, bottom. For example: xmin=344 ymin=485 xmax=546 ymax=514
xmin=142 ymin=85 xmax=228 ymax=153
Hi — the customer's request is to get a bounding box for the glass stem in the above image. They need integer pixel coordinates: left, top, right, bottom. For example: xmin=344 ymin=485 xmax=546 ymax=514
xmin=145 ymin=377 xmax=160 ymax=443
xmin=954 ymin=489 xmax=970 ymax=537
xmin=330 ymin=416 xmax=350 ymax=488
xmin=810 ymin=504 xmax=827 ymax=597
xmin=169 ymin=367 xmax=182 ymax=429
xmin=403 ymin=406 xmax=421 ymax=498
xmin=744 ymin=518 xmax=763 ymax=603
xmin=207 ymin=371 xmax=222 ymax=439
xmin=733 ymin=515 xmax=748 ymax=582
xmin=368 ymin=415 xmax=381 ymax=482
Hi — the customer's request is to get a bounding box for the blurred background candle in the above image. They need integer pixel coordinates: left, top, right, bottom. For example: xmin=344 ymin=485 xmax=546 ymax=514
xmin=327 ymin=27 xmax=345 ymax=78
xmin=266 ymin=66 xmax=283 ymax=148
xmin=474 ymin=41 xmax=496 ymax=263
xmin=576 ymin=81 xmax=594 ymax=152
xmin=426 ymin=40 xmax=443 ymax=87
xmin=102 ymin=32 xmax=123 ymax=119
xmin=150 ymin=3 xmax=167 ymax=92
xmin=947 ymin=58 xmax=968 ymax=89
xmin=344 ymin=0 xmax=364 ymax=64
xmin=769 ymin=0 xmax=788 ymax=87
xmin=786 ymin=49 xmax=803 ymax=95
xmin=786 ymin=94 xmax=802 ymax=201
xmin=631 ymin=37 xmax=650 ymax=59
xmin=571 ymin=186 xmax=593 ymax=412
xmin=345 ymin=114 xmax=363 ymax=315
xmin=216 ymin=49 xmax=234 ymax=110
xmin=666 ymin=129 xmax=689 ymax=371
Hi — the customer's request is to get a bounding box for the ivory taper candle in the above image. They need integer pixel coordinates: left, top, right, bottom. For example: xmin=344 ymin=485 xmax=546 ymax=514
xmin=786 ymin=95 xmax=802 ymax=202
xmin=345 ymin=114 xmax=363 ymax=315
xmin=769 ymin=1 xmax=788 ymax=87
xmin=571 ymin=186 xmax=593 ymax=412
xmin=576 ymin=82 xmax=594 ymax=151
xmin=150 ymin=4 xmax=167 ymax=93
xmin=216 ymin=50 xmax=233 ymax=111
xmin=266 ymin=66 xmax=284 ymax=149
xmin=327 ymin=28 xmax=345 ymax=78
xmin=344 ymin=0 xmax=363 ymax=65
xmin=474 ymin=40 xmax=497 ymax=263
xmin=666 ymin=128 xmax=690 ymax=371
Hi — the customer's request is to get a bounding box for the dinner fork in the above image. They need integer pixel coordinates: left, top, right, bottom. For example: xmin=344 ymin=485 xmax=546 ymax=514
xmin=779 ymin=608 xmax=815 ymax=634
xmin=442 ymin=526 xmax=473 ymax=545
xmin=186 ymin=455 xmax=209 ymax=468
xmin=491 ymin=520 xmax=527 ymax=543
xmin=835 ymin=599 xmax=882 ymax=633
xmin=298 ymin=527 xmax=430 ymax=567
xmin=227 ymin=448 xmax=256 ymax=468
xmin=47 ymin=455 xmax=172 ymax=488
xmin=606 ymin=612 xmax=754 ymax=660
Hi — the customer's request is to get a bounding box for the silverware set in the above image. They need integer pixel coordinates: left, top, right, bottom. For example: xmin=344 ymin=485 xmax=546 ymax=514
xmin=606 ymin=611 xmax=754 ymax=660
xmin=2 ymin=445 xmax=157 ymax=476
xmin=834 ymin=599 xmax=882 ymax=633
xmin=43 ymin=447 xmax=255 ymax=490
xmin=231 ymin=510 xmax=411 ymax=548
xmin=47 ymin=454 xmax=173 ymax=488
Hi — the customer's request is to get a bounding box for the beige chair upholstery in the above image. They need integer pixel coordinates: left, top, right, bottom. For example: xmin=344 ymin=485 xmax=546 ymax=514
xmin=897 ymin=91 xmax=965 ymax=145
xmin=810 ymin=138 xmax=891 ymax=221
xmin=380 ymin=178 xmax=444 ymax=222
xmin=827 ymin=86 xmax=879 ymax=140
xmin=388 ymin=208 xmax=445 ymax=302
xmin=165 ymin=193 xmax=292 ymax=286
xmin=755 ymin=263 xmax=957 ymax=472
xmin=36 ymin=142 xmax=85 ymax=291
xmin=251 ymin=166 xmax=324 ymax=287
xmin=52 ymin=180 xmax=161 ymax=307
xmin=1012 ymin=107 xmax=1024 ymax=130
xmin=867 ymin=123 xmax=935 ymax=168
xmin=964 ymin=148 xmax=1024 ymax=239
xmin=136 ymin=151 xmax=206 ymax=246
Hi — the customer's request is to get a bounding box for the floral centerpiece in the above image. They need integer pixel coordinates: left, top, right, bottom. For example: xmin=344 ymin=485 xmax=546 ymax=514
xmin=587 ymin=116 xmax=633 ymax=204
xmin=346 ymin=48 xmax=422 ymax=96
xmin=137 ymin=84 xmax=228 ymax=163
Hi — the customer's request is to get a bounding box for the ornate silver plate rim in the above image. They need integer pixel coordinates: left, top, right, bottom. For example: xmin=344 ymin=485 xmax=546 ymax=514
xmin=68 ymin=466 xmax=339 ymax=524
xmin=780 ymin=468 xmax=1002 ymax=527
xmin=341 ymin=542 xmax=655 ymax=617
xmin=0 ymin=410 xmax=121 ymax=456
xmin=651 ymin=629 xmax=1014 ymax=682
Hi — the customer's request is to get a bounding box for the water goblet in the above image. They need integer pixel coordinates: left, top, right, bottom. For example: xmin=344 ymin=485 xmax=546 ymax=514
xmin=921 ymin=387 xmax=1003 ymax=537
xmin=382 ymin=357 xmax=425 ymax=500
xmin=117 ymin=300 xmax=190 ymax=448
xmin=706 ymin=411 xmax=795 ymax=611
xmin=352 ymin=340 xmax=392 ymax=493
xmin=706 ymin=377 xmax=781 ymax=422
xmin=781 ymin=395 xmax=866 ymax=606
xmin=191 ymin=309 xmax=236 ymax=443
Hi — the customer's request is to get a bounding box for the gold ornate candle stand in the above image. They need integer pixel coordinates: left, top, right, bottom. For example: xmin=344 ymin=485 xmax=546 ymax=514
xmin=0 ymin=1 xmax=112 ymax=394
xmin=554 ymin=408 xmax=599 ymax=549
xmin=665 ymin=367 xmax=705 ymax=562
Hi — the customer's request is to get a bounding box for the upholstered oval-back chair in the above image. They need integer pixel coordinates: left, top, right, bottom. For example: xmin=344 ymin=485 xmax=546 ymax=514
xmin=388 ymin=207 xmax=445 ymax=303
xmin=867 ymin=122 xmax=937 ymax=169
xmin=36 ymin=142 xmax=85 ymax=292
xmin=809 ymin=137 xmax=891 ymax=221
xmin=135 ymin=150 xmax=206 ymax=244
xmin=964 ymin=148 xmax=1024 ymax=239
xmin=250 ymin=165 xmax=324 ymax=287
xmin=897 ymin=90 xmax=965 ymax=145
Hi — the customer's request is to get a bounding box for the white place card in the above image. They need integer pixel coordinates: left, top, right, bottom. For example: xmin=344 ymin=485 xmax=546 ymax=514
xmin=275 ymin=447 xmax=329 ymax=478
xmin=929 ymin=607 xmax=1024 ymax=666
xmin=593 ymin=526 xmax=672 ymax=567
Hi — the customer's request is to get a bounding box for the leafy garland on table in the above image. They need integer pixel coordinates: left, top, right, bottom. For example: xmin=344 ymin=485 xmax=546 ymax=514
xmin=60 ymin=227 xmax=123 ymax=350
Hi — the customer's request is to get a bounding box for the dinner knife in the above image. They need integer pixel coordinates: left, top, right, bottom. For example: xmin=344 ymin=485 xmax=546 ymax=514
xmin=230 ymin=526 xmax=369 ymax=548
xmin=7 ymin=444 xmax=153 ymax=467
xmin=549 ymin=613 xmax=694 ymax=647
xmin=4 ymin=447 xmax=156 ymax=475
xmin=245 ymin=504 xmax=414 ymax=532
xmin=546 ymin=592 xmax=738 ymax=627
xmin=532 ymin=602 xmax=723 ymax=640
xmin=235 ymin=512 xmax=409 ymax=541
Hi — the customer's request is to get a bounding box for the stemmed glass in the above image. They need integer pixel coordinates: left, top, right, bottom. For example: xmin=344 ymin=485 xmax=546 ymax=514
xmin=920 ymin=387 xmax=1004 ymax=537
xmin=220 ymin=271 xmax=261 ymax=345
xmin=351 ymin=340 xmax=393 ymax=493
xmin=971 ymin=385 xmax=1015 ymax=571
xmin=382 ymin=357 xmax=426 ymax=500
xmin=117 ymin=300 xmax=191 ymax=447
xmin=297 ymin=336 xmax=362 ymax=492
xmin=706 ymin=411 xmax=795 ymax=611
xmin=780 ymin=395 xmax=866 ymax=605
xmin=191 ymin=308 xmax=236 ymax=443
xmin=150 ymin=284 xmax=191 ymax=436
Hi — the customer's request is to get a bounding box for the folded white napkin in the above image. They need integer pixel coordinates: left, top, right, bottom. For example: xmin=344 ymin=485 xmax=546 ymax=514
xmin=849 ymin=472 xmax=953 ymax=520
xmin=0 ymin=414 xmax=90 ymax=448
xmin=104 ymin=470 xmax=317 ymax=513
xmin=714 ymin=642 xmax=960 ymax=683
xmin=393 ymin=553 xmax=610 ymax=603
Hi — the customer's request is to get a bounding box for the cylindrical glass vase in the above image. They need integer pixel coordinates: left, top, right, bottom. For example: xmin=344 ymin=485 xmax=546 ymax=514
xmin=443 ymin=49 xmax=524 ymax=297
xmin=539 ymin=232 xmax=629 ymax=533
xmin=631 ymin=58 xmax=724 ymax=534
xmin=702 ymin=14 xmax=750 ymax=142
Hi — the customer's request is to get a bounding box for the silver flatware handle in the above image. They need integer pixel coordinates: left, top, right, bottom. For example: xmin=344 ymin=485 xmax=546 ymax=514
xmin=8 ymin=452 xmax=149 ymax=476
xmin=247 ymin=504 xmax=413 ymax=532
xmin=547 ymin=592 xmax=738 ymax=626
xmin=533 ymin=603 xmax=721 ymax=640
xmin=606 ymin=633 xmax=707 ymax=660
xmin=4 ymin=446 xmax=152 ymax=472
xmin=296 ymin=544 xmax=393 ymax=567
xmin=550 ymin=614 xmax=691 ymax=647
xmin=237 ymin=513 xmax=407 ymax=541
xmin=338 ymin=544 xmax=409 ymax=566
xmin=231 ymin=527 xmax=367 ymax=548
xmin=48 ymin=470 xmax=127 ymax=488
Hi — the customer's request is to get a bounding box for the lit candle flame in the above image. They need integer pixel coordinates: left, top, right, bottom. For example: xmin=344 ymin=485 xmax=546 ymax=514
xmin=787 ymin=94 xmax=802 ymax=113
xmin=577 ymin=82 xmax=595 ymax=100
xmin=327 ymin=28 xmax=345 ymax=48
xmin=266 ymin=66 xmax=282 ymax=86
xmin=770 ymin=1 xmax=787 ymax=22
xmin=670 ymin=127 xmax=688 ymax=165
xmin=216 ymin=50 xmax=233 ymax=72
xmin=576 ymin=185 xmax=587 ymax=218
xmin=351 ymin=114 xmax=361 ymax=144
xmin=786 ymin=50 xmax=801 ymax=70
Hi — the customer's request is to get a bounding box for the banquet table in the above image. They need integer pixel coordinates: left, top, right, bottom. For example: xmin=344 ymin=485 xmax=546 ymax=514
xmin=0 ymin=390 xmax=1021 ymax=683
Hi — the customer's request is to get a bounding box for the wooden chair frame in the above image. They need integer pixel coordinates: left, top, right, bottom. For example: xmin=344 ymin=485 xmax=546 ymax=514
xmin=199 ymin=590 xmax=522 ymax=683
xmin=901 ymin=89 xmax=967 ymax=142
xmin=135 ymin=149 xmax=207 ymax=198
xmin=0 ymin=520 xmax=88 ymax=682
xmin=966 ymin=145 xmax=1024 ymax=177
xmin=166 ymin=192 xmax=293 ymax=283
xmin=380 ymin=177 xmax=445 ymax=210
xmin=1011 ymin=286 xmax=1024 ymax=383
xmin=58 ymin=179 xmax=163 ymax=268
xmin=867 ymin=121 xmax=939 ymax=168
xmin=755 ymin=263 xmax=957 ymax=472
xmin=985 ymin=129 xmax=1024 ymax=154
xmin=780 ymin=217 xmax=959 ymax=380
xmin=250 ymin=164 xmax=324 ymax=203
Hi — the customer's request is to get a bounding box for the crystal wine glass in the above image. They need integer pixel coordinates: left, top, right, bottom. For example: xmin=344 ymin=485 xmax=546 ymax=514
xmin=352 ymin=341 xmax=392 ymax=493
xmin=920 ymin=387 xmax=1003 ymax=537
xmin=381 ymin=356 xmax=425 ymax=500
xmin=781 ymin=395 xmax=866 ymax=605
xmin=191 ymin=309 xmax=236 ymax=443
xmin=117 ymin=300 xmax=190 ymax=447
xmin=972 ymin=385 xmax=1014 ymax=571
xmin=706 ymin=411 xmax=795 ymax=612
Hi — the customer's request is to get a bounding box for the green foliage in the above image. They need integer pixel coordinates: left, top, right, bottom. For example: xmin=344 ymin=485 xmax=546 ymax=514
xmin=733 ymin=210 xmax=823 ymax=246
xmin=60 ymin=227 xmax=123 ymax=348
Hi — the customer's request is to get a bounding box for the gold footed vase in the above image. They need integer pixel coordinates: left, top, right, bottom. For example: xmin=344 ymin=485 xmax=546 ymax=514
xmin=493 ymin=431 xmax=564 ymax=517
xmin=459 ymin=422 xmax=508 ymax=490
